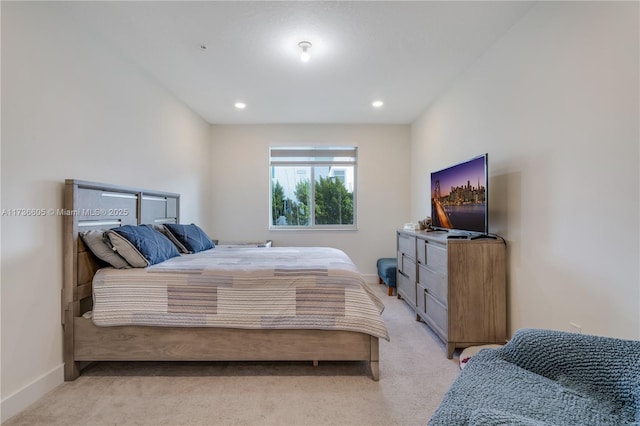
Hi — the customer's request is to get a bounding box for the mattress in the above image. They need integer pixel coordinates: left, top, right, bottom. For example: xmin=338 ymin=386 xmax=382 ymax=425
xmin=92 ymin=247 xmax=389 ymax=340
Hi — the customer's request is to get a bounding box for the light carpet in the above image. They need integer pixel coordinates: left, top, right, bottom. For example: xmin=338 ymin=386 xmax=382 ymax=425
xmin=4 ymin=282 xmax=460 ymax=426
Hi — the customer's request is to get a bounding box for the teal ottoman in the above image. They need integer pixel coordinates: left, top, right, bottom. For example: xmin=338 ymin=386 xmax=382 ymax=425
xmin=376 ymin=258 xmax=397 ymax=296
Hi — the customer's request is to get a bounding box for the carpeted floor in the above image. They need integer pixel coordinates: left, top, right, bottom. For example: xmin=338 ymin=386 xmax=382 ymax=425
xmin=3 ymin=282 xmax=460 ymax=426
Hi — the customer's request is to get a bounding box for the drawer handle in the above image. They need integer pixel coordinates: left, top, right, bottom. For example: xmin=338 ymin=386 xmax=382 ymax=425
xmin=398 ymin=270 xmax=409 ymax=279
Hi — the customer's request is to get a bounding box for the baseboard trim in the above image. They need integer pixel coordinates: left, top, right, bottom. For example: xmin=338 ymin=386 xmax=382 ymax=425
xmin=1 ymin=363 xmax=64 ymax=423
xmin=362 ymin=273 xmax=379 ymax=284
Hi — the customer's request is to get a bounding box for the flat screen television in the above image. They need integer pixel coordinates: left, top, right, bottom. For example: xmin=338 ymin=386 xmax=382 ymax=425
xmin=430 ymin=154 xmax=488 ymax=235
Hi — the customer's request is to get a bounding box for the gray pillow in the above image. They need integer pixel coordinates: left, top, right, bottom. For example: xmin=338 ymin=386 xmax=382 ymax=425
xmin=105 ymin=230 xmax=149 ymax=268
xmin=80 ymin=230 xmax=130 ymax=269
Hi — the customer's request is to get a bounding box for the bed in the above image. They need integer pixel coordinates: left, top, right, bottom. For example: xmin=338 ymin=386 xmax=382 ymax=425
xmin=62 ymin=179 xmax=387 ymax=381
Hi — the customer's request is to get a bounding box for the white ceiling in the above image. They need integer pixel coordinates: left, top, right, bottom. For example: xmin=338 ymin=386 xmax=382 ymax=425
xmin=62 ymin=1 xmax=534 ymax=125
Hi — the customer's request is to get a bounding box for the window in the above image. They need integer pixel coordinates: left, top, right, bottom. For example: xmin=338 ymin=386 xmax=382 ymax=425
xmin=270 ymin=147 xmax=357 ymax=229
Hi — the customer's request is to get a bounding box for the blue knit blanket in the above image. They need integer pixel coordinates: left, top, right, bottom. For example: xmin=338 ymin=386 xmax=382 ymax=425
xmin=429 ymin=328 xmax=640 ymax=426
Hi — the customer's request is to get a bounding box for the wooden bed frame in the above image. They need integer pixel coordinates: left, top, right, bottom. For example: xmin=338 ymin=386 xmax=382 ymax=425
xmin=62 ymin=179 xmax=379 ymax=381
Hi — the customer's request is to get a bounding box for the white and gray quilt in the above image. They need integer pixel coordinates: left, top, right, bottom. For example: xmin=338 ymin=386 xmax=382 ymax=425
xmin=92 ymin=247 xmax=389 ymax=340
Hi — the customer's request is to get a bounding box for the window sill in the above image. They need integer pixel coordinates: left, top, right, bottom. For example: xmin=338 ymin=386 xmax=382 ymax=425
xmin=269 ymin=225 xmax=358 ymax=232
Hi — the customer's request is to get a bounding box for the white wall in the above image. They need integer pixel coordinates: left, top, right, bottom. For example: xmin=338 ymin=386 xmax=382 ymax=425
xmin=410 ymin=1 xmax=639 ymax=339
xmin=210 ymin=124 xmax=411 ymax=275
xmin=1 ymin=2 xmax=211 ymax=419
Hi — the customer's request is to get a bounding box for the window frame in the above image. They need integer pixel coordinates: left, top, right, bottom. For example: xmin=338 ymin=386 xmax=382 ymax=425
xmin=269 ymin=147 xmax=358 ymax=231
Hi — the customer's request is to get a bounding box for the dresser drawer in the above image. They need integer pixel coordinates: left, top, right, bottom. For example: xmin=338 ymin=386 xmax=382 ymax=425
xmin=397 ymin=233 xmax=416 ymax=258
xmin=424 ymin=292 xmax=448 ymax=339
xmin=398 ymin=255 xmax=416 ymax=283
xmin=425 ymin=241 xmax=447 ymax=274
xmin=417 ymin=283 xmax=427 ymax=315
xmin=397 ymin=269 xmax=416 ymax=307
xmin=419 ymin=264 xmax=447 ymax=306
xmin=416 ymin=239 xmax=427 ymax=264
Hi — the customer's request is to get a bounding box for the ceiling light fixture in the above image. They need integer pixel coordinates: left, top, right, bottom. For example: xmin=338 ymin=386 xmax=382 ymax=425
xmin=372 ymin=100 xmax=384 ymax=108
xmin=298 ymin=41 xmax=312 ymax=62
xmin=234 ymin=102 xmax=246 ymax=109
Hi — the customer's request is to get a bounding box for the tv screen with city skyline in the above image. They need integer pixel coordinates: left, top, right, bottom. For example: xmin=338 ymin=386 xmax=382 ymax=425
xmin=430 ymin=154 xmax=488 ymax=234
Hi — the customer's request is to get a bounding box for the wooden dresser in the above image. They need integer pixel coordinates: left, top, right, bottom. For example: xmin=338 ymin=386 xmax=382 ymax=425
xmin=397 ymin=229 xmax=506 ymax=358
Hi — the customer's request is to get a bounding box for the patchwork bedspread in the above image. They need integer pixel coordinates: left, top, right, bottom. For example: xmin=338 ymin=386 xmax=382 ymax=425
xmin=92 ymin=247 xmax=389 ymax=340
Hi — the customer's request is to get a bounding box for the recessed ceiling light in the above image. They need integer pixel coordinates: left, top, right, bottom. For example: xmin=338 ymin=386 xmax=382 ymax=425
xmin=234 ymin=102 xmax=246 ymax=109
xmin=298 ymin=41 xmax=312 ymax=62
xmin=372 ymin=100 xmax=384 ymax=108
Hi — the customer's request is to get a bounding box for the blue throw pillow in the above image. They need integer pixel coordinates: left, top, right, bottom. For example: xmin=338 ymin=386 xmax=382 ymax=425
xmin=108 ymin=224 xmax=180 ymax=266
xmin=164 ymin=223 xmax=215 ymax=253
